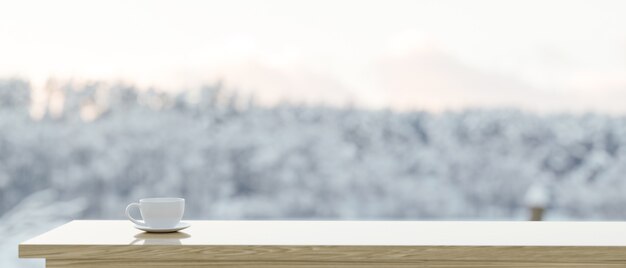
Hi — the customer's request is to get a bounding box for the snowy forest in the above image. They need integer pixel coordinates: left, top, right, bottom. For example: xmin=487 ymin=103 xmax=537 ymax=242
xmin=2 ymin=78 xmax=626 ymax=266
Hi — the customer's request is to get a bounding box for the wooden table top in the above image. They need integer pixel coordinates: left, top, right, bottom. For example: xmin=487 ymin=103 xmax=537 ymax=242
xmin=19 ymin=220 xmax=626 ymax=264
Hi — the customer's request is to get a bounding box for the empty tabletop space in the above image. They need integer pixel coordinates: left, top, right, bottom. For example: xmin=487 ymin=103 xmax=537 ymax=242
xmin=19 ymin=220 xmax=626 ymax=267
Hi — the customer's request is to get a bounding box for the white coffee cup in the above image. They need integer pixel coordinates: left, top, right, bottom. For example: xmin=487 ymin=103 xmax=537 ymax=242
xmin=125 ymin=197 xmax=185 ymax=228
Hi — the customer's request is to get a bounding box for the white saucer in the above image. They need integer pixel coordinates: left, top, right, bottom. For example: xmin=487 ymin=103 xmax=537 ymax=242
xmin=134 ymin=222 xmax=190 ymax=233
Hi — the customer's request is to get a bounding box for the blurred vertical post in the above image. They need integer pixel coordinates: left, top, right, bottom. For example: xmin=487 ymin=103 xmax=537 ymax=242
xmin=524 ymin=183 xmax=549 ymax=221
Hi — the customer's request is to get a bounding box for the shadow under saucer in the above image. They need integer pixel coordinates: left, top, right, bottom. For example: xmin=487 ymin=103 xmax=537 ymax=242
xmin=129 ymin=232 xmax=191 ymax=245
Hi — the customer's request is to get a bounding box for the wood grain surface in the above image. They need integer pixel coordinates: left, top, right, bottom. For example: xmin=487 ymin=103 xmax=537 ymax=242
xmin=19 ymin=220 xmax=626 ymax=267
xmin=45 ymin=259 xmax=626 ymax=268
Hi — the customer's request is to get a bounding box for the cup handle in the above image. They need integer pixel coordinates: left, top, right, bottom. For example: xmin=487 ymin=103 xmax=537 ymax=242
xmin=125 ymin=203 xmax=146 ymax=226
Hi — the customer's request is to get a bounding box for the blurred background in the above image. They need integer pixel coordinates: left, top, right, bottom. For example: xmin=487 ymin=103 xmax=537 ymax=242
xmin=2 ymin=0 xmax=626 ymax=267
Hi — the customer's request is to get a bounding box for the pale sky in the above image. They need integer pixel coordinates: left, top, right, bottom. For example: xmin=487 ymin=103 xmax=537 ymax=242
xmin=1 ymin=0 xmax=626 ymax=113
